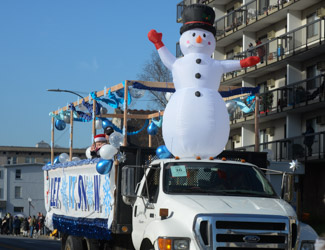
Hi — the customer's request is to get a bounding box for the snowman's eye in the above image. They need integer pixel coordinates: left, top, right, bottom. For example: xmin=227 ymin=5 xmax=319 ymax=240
xmin=192 ymin=33 xmax=196 ymax=37
xmin=203 ymin=33 xmax=206 ymax=37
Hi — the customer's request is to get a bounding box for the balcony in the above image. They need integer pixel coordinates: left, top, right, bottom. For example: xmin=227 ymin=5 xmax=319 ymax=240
xmin=229 ymin=74 xmax=325 ymax=124
xmin=177 ymin=0 xmax=244 ymax=23
xmin=215 ymin=0 xmax=299 ymax=42
xmin=221 ymin=18 xmax=325 ymax=83
xmin=177 ymin=0 xmax=197 ymax=23
xmin=235 ymin=131 xmax=325 ymax=162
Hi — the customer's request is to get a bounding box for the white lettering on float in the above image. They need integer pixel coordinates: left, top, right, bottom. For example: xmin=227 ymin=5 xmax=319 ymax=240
xmin=50 ymin=174 xmax=101 ymax=213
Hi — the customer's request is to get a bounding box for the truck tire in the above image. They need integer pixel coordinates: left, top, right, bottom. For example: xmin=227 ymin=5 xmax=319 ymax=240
xmin=64 ymin=235 xmax=83 ymax=250
xmin=85 ymin=238 xmax=100 ymax=250
xmin=140 ymin=239 xmax=154 ymax=250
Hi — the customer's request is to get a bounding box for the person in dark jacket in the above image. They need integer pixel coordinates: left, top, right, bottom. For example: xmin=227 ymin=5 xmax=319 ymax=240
xmin=22 ymin=218 xmax=29 ymax=237
xmin=13 ymin=216 xmax=21 ymax=236
xmin=7 ymin=214 xmax=13 ymax=235
xmin=303 ymin=124 xmax=315 ymax=156
xmin=1 ymin=216 xmax=7 ymax=234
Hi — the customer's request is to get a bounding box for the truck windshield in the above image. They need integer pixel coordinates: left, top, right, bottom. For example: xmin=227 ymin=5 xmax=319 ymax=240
xmin=163 ymin=162 xmax=277 ymax=198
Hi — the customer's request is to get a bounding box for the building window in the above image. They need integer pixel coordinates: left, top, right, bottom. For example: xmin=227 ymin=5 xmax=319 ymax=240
xmin=259 ymin=0 xmax=269 ymax=15
xmin=307 ymin=13 xmax=318 ymax=38
xmin=0 ymin=188 xmax=3 ymax=199
xmin=15 ymin=169 xmax=21 ymax=179
xmin=43 ymin=158 xmax=50 ymax=164
xmin=0 ymin=170 xmax=2 ymax=179
xmin=7 ymin=156 xmax=17 ymax=165
xmin=306 ymin=64 xmax=319 ymax=90
xmin=226 ymin=50 xmax=234 ymax=59
xmin=226 ymin=7 xmax=234 ymax=28
xmin=25 ymin=157 xmax=35 ymax=164
xmin=15 ymin=186 xmax=22 ymax=199
xmin=14 ymin=207 xmax=24 ymax=213
xmin=260 ymin=129 xmax=268 ymax=151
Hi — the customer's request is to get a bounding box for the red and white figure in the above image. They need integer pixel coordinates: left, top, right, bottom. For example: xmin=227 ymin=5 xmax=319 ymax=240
xmin=94 ymin=134 xmax=106 ymax=142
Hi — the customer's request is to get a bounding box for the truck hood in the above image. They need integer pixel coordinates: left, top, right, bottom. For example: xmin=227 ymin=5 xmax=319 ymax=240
xmin=163 ymin=195 xmax=296 ymax=218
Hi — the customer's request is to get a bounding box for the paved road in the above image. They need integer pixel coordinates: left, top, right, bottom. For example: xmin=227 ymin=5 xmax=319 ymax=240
xmin=0 ymin=235 xmax=61 ymax=250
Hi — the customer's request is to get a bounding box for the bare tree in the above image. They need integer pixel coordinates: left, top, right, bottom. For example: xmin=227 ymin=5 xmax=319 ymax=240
xmin=137 ymin=51 xmax=173 ymax=109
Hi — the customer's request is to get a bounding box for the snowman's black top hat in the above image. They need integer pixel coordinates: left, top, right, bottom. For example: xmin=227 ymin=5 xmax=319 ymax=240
xmin=180 ymin=4 xmax=216 ymax=36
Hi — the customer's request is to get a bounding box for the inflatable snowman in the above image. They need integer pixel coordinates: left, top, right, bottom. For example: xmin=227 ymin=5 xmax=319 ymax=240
xmin=148 ymin=4 xmax=259 ymax=158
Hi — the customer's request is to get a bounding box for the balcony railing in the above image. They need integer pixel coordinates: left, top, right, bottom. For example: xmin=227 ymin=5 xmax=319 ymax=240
xmin=229 ymin=74 xmax=325 ymax=122
xmin=215 ymin=0 xmax=299 ymax=40
xmin=222 ymin=18 xmax=325 ymax=82
xmin=235 ymin=131 xmax=325 ymax=162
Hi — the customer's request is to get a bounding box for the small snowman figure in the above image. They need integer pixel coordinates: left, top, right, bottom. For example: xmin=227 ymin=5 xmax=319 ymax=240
xmin=148 ymin=4 xmax=259 ymax=158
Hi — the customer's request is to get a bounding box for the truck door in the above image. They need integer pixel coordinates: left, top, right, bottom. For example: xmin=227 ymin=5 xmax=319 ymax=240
xmin=132 ymin=165 xmax=160 ymax=247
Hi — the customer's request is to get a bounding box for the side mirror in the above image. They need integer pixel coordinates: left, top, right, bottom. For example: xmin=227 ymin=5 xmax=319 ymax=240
xmin=281 ymin=173 xmax=294 ymax=202
xmin=121 ymin=166 xmax=138 ymax=205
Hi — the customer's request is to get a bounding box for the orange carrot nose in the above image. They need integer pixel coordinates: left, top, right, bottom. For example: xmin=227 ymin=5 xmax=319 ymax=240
xmin=196 ymin=35 xmax=202 ymax=43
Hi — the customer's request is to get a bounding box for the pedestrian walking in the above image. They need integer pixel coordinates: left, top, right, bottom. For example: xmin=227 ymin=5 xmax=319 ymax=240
xmin=29 ymin=215 xmax=36 ymax=238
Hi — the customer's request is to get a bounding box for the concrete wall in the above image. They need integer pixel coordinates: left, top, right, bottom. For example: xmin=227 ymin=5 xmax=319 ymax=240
xmin=5 ymin=164 xmax=45 ymax=218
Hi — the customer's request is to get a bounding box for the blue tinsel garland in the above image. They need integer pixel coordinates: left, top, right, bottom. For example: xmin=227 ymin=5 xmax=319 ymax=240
xmin=42 ymin=158 xmax=101 ymax=171
xmin=52 ymin=214 xmax=111 ymax=240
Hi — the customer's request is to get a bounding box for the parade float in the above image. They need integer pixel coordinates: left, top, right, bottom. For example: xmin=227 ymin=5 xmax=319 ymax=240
xmin=43 ymin=4 xmax=318 ymax=250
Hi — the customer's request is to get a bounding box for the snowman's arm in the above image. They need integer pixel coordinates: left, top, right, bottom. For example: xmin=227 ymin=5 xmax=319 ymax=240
xmin=158 ymin=46 xmax=176 ymax=71
xmin=219 ymin=60 xmax=242 ymax=73
xmin=148 ymin=29 xmax=176 ymax=70
xmin=219 ymin=56 xmax=260 ymax=73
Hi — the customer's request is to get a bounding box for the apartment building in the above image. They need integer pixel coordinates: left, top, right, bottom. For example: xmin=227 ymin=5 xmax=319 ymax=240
xmin=176 ymin=0 xmax=325 ymax=225
xmin=0 ymin=143 xmax=85 ymax=217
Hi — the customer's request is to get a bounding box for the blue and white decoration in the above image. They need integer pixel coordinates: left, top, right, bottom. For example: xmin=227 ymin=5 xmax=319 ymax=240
xmin=44 ymin=161 xmax=115 ymax=237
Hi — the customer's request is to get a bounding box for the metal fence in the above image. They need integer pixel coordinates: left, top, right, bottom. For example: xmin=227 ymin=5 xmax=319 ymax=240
xmin=222 ymin=18 xmax=325 ymax=82
xmin=235 ymin=131 xmax=325 ymax=162
xmin=229 ymin=74 xmax=325 ymax=122
xmin=215 ymin=0 xmax=299 ymax=39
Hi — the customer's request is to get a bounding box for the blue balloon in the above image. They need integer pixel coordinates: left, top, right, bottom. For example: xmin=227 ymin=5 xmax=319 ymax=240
xmin=147 ymin=122 xmax=158 ymax=135
xmin=96 ymin=159 xmax=113 ymax=175
xmin=53 ymin=156 xmax=60 ymax=164
xmin=156 ymin=145 xmax=172 ymax=159
xmin=102 ymin=118 xmax=112 ymax=129
xmin=55 ymin=120 xmax=66 ymax=131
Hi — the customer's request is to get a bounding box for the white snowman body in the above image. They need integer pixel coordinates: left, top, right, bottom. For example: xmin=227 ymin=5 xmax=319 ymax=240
xmin=158 ymin=28 xmax=241 ymax=158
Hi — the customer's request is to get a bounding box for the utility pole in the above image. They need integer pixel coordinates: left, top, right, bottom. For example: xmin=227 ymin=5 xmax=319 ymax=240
xmin=255 ymin=95 xmax=260 ymax=152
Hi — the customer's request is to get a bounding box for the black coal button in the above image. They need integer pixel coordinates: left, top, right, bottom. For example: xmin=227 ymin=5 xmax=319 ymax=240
xmin=196 ymin=58 xmax=201 ymax=64
xmin=195 ymin=73 xmax=201 ymax=79
xmin=195 ymin=91 xmax=201 ymax=97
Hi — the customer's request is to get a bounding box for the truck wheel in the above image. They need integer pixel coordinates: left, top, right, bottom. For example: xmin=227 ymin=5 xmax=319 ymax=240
xmin=140 ymin=240 xmax=154 ymax=250
xmin=85 ymin=238 xmax=100 ymax=250
xmin=65 ymin=235 xmax=83 ymax=250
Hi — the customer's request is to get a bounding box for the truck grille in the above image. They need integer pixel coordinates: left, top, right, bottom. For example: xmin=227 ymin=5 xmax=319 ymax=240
xmin=193 ymin=214 xmax=296 ymax=250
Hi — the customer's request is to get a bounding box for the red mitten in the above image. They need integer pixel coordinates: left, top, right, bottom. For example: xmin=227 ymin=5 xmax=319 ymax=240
xmin=148 ymin=29 xmax=164 ymax=50
xmin=240 ymin=56 xmax=260 ymax=68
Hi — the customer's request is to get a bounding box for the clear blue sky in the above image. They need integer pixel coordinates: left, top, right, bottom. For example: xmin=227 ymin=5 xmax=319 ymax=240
xmin=0 ymin=1 xmax=181 ymax=149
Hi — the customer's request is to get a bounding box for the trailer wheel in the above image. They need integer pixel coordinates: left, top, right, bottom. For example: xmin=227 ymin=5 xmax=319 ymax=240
xmin=65 ymin=235 xmax=83 ymax=250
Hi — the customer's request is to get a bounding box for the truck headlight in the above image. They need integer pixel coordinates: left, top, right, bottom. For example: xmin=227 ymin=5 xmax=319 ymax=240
xmin=158 ymin=237 xmax=190 ymax=250
xmin=300 ymin=241 xmax=315 ymax=250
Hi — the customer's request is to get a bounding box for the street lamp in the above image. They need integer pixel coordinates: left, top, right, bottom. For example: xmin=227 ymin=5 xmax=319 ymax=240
xmin=28 ymin=197 xmax=32 ymax=217
xmin=47 ymin=88 xmax=84 ymax=98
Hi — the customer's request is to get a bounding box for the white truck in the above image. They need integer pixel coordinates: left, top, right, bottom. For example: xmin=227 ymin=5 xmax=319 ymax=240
xmin=43 ymin=146 xmax=318 ymax=250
